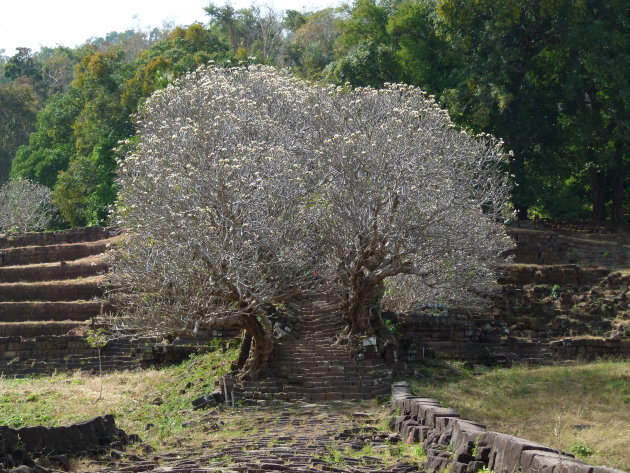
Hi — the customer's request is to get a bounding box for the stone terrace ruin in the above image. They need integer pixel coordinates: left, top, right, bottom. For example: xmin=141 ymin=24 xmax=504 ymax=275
xmin=1 ymin=222 xmax=629 ymax=391
xmin=0 ymin=228 xmax=225 ymax=377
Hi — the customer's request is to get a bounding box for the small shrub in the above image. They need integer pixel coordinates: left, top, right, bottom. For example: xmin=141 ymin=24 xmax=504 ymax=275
xmin=0 ymin=179 xmax=55 ymax=233
xmin=599 ymin=302 xmax=615 ymax=318
xmin=570 ymin=443 xmax=594 ymax=458
xmin=551 ymin=285 xmax=562 ymax=299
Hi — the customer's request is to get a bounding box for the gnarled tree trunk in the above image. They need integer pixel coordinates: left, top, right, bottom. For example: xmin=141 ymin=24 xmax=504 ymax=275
xmin=201 ymin=312 xmax=273 ymax=381
xmin=238 ymin=314 xmax=273 ymax=380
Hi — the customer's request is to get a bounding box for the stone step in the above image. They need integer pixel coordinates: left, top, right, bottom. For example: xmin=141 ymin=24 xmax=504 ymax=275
xmin=0 ymin=276 xmax=104 ymax=302
xmin=0 ymin=321 xmax=87 ymax=337
xmin=0 ymin=239 xmax=115 ymax=266
xmin=0 ymin=300 xmax=106 ymax=322
xmin=0 ymin=227 xmax=116 ymax=249
xmin=0 ymin=256 xmax=106 ymax=283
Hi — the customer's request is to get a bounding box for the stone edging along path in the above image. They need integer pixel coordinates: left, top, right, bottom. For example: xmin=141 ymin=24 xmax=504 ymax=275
xmin=390 ymin=382 xmax=625 ymax=473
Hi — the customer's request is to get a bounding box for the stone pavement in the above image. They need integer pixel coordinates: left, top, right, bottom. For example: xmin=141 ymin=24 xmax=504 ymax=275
xmin=81 ymin=402 xmax=424 ymax=473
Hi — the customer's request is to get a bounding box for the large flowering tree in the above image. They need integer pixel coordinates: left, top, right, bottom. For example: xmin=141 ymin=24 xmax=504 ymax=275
xmin=109 ymin=66 xmax=512 ymax=378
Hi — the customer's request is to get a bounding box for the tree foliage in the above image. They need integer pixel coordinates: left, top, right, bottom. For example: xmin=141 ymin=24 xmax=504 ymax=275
xmin=0 ymin=80 xmax=39 ymax=184
xmin=8 ymin=23 xmax=234 ymax=227
xmin=1 ymin=0 xmax=629 ymax=224
xmin=109 ymin=66 xmax=512 ymax=377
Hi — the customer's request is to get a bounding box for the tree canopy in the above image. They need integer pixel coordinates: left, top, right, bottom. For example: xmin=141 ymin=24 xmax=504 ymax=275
xmin=108 ymin=66 xmax=512 ymax=377
xmin=1 ymin=0 xmax=629 ymax=225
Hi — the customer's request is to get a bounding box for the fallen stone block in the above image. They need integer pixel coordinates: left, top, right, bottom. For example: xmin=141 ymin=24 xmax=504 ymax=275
xmin=1 ymin=415 xmax=130 ymax=457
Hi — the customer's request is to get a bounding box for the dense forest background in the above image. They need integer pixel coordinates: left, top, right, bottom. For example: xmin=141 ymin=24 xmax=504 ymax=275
xmin=1 ymin=0 xmax=629 ymax=227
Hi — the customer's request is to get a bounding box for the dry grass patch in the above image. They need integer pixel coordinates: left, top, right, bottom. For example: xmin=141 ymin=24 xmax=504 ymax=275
xmin=408 ymin=359 xmax=630 ymax=471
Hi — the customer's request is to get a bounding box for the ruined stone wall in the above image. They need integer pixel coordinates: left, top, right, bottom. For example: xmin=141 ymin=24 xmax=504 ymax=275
xmin=550 ymin=337 xmax=630 ymax=360
xmin=0 ymin=331 xmax=240 ymax=378
xmin=391 ymin=382 xmax=624 ymax=473
xmin=508 ymin=228 xmax=630 ymax=269
xmin=0 ymin=415 xmax=128 ymax=457
xmin=395 ymin=312 xmax=554 ymax=366
xmin=396 ymin=312 xmax=630 ymax=367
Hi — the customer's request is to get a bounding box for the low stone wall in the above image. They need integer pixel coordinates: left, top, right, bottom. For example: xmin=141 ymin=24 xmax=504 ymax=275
xmin=391 ymin=382 xmax=624 ymax=473
xmin=550 ymin=337 xmax=630 ymax=360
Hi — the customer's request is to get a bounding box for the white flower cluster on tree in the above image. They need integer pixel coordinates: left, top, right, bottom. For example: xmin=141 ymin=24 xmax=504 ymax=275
xmin=0 ymin=179 xmax=54 ymax=233
xmin=109 ymin=65 xmax=513 ymax=377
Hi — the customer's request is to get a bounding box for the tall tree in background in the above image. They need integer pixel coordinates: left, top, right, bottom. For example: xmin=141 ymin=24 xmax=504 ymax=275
xmin=435 ymin=0 xmax=571 ymax=219
xmin=2 ymin=48 xmax=43 ymax=85
xmin=325 ymin=0 xmax=400 ymax=87
xmin=0 ymin=80 xmax=39 ymax=184
xmin=11 ymin=88 xmax=83 ymax=188
xmin=555 ymin=0 xmax=630 ymax=222
xmin=387 ymin=0 xmax=459 ymax=96
xmin=287 ymin=8 xmax=340 ymax=79
xmin=436 ymin=0 xmax=630 ymax=221
xmin=205 ymin=3 xmax=256 ymax=54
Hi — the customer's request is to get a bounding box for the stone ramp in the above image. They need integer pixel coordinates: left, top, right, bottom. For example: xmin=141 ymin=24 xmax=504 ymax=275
xmin=236 ymin=294 xmax=392 ymax=401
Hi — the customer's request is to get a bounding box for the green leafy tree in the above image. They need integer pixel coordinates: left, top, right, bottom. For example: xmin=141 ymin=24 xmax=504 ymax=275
xmin=435 ymin=0 xmax=583 ymax=219
xmin=387 ymin=0 xmax=460 ymax=95
xmin=204 ymin=3 xmax=256 ymax=53
xmin=2 ymin=48 xmax=42 ymax=84
xmin=325 ymin=0 xmax=400 ymax=87
xmin=11 ymin=88 xmax=83 ymax=187
xmin=554 ymin=0 xmax=630 ymax=222
xmin=287 ymin=9 xmax=341 ymax=79
xmin=0 ymin=80 xmax=39 ymax=184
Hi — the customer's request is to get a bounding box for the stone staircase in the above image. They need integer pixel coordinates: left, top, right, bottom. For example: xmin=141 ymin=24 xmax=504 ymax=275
xmin=235 ymin=294 xmax=392 ymax=402
xmin=0 ymin=227 xmax=148 ymax=377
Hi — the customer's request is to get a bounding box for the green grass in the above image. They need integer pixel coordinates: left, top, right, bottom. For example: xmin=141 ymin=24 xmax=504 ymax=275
xmin=407 ymin=359 xmax=630 ymax=471
xmin=0 ymin=347 xmax=238 ymax=449
xmin=321 ymin=441 xmax=426 ymax=468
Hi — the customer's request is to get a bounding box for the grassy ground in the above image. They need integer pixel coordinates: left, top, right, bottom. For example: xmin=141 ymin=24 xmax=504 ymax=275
xmin=408 ymin=359 xmax=630 ymax=471
xmin=0 ymin=349 xmax=423 ymax=472
xmin=0 ymin=347 xmax=238 ymax=448
xmin=1 ymin=352 xmax=628 ymax=471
